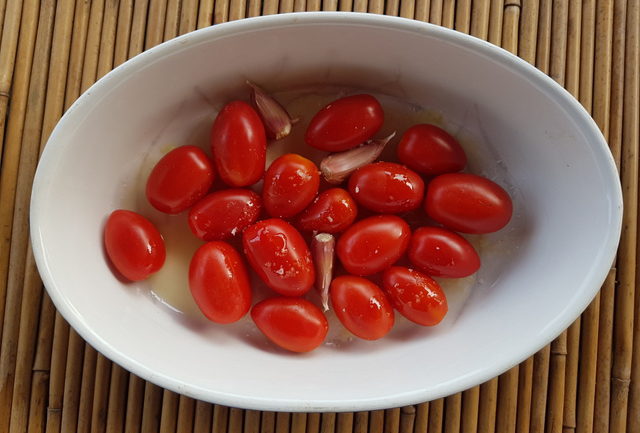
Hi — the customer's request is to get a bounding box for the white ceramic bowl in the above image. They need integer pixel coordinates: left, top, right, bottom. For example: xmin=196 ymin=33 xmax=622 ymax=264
xmin=31 ymin=13 xmax=622 ymax=411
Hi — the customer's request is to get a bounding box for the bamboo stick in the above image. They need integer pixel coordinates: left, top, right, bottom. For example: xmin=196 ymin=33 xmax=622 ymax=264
xmin=368 ymin=0 xmax=384 ymax=14
xmin=496 ymin=367 xmax=518 ymax=433
xmin=307 ymin=412 xmax=321 ymax=433
xmin=294 ymin=0 xmax=306 ymax=12
xmin=90 ymin=354 xmax=112 ymax=433
xmin=321 ymin=412 xmax=336 ymax=433
xmin=488 ymin=0 xmax=504 ymax=45
xmin=593 ymin=0 xmax=615 ymax=146
xmin=399 ymin=406 xmax=415 ymax=433
xmin=228 ymin=408 xmax=244 ymax=433
xmin=0 ymin=0 xmax=23 ymax=163
xmin=247 ymin=0 xmax=262 ymax=16
xmin=516 ymin=357 xmax=533 ymax=433
xmin=338 ymin=0 xmax=352 ymax=12
xmin=262 ymin=0 xmax=278 ymax=14
xmin=63 ymin=0 xmax=91 ymax=107
xmin=97 ymin=0 xmax=118 ymax=80
xmin=444 ymin=394 xmax=461 ymax=433
xmin=261 ymin=411 xmax=276 ymax=433
xmin=610 ymin=0 xmax=637 ymax=431
xmin=399 ymin=0 xmax=415 ymax=18
xmin=518 ymin=0 xmax=539 ymax=64
xmin=230 ymin=0 xmax=247 ymax=19
xmin=193 ymin=401 xmax=213 ymax=433
xmin=33 ymin=293 xmax=55 ymax=371
xmin=354 ymin=412 xmax=368 ymax=433
xmin=60 ymin=330 xmax=86 ymax=433
xmin=0 ymin=0 xmax=9 ymax=43
xmin=337 ymin=412 xmax=354 ymax=433
xmin=124 ymin=374 xmax=145 ymax=433
xmin=461 ymin=388 xmax=479 ymax=433
xmin=427 ymin=398 xmax=443 ymax=433
xmin=179 ymin=0 xmax=198 ymax=34
xmin=176 ymin=397 xmax=195 ymax=433
xmin=429 ymin=0 xmax=442 ymax=25
xmin=386 ymin=0 xmax=399 ymax=16
xmin=415 ymin=403 xmax=429 ymax=433
xmin=454 ymin=0 xmax=471 ymax=33
xmin=105 ymin=364 xmax=128 ymax=433
xmin=214 ymin=0 xmax=230 ymax=22
xmin=477 ymin=379 xmax=497 ymax=433
xmin=414 ymin=0 xmax=430 ymax=22
xmin=530 ymin=346 xmax=550 ymax=433
xmin=113 ymin=0 xmax=133 ymax=67
xmin=128 ymin=0 xmax=149 ymax=56
xmin=244 ymin=409 xmax=260 ymax=433
xmin=502 ymin=0 xmax=520 ymax=54
xmin=535 ymin=0 xmax=552 ymax=72
xmin=45 ymin=314 xmax=70 ymax=433
xmin=469 ymin=0 xmax=490 ymax=40
xmin=291 ymin=413 xmax=307 ymax=433
xmin=140 ymin=382 xmax=163 ymax=433
xmin=385 ymin=408 xmax=400 ymax=433
xmin=146 ymin=0 xmax=168 ymax=48
xmin=548 ymin=334 xmax=568 ymax=433
xmin=213 ymin=405 xmax=230 ymax=433
xmin=77 ymin=346 xmax=98 ymax=433
xmin=370 ymin=410 xmax=384 ymax=433
xmin=441 ymin=0 xmax=454 ymax=28
xmin=27 ymin=371 xmax=50 ymax=433
xmin=164 ymin=0 xmax=180 ymax=37
xmin=80 ymin=0 xmax=105 ymax=92
xmin=158 ymin=390 xmax=179 ymax=433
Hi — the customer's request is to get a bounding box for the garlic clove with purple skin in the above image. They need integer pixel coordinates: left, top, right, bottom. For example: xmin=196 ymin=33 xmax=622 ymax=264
xmin=320 ymin=132 xmax=396 ymax=184
xmin=312 ymin=233 xmax=335 ymax=311
xmin=247 ymin=81 xmax=297 ymax=140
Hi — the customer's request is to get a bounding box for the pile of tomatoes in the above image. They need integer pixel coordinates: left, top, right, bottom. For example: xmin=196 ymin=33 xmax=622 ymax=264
xmin=103 ymin=91 xmax=513 ymax=353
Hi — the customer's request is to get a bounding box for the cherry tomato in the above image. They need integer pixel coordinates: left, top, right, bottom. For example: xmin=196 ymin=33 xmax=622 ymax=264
xmin=210 ymin=101 xmax=266 ymax=187
xmin=146 ymin=145 xmax=215 ymax=214
xmin=425 ymin=173 xmax=513 ymax=234
xmin=188 ymin=189 xmax=261 ymax=241
xmin=104 ymin=210 xmax=165 ymax=281
xmin=348 ymin=162 xmax=425 ymax=214
xmin=330 ymin=276 xmax=394 ymax=340
xmin=336 ymin=215 xmax=411 ymax=276
xmin=242 ymin=219 xmax=315 ymax=296
xmin=397 ymin=124 xmax=467 ymax=176
xmin=296 ymin=188 xmax=358 ymax=233
xmin=305 ymin=94 xmax=384 ymax=152
xmin=189 ymin=242 xmax=252 ymax=324
xmin=382 ymin=266 xmax=448 ymax=326
xmin=263 ymin=154 xmax=320 ymax=218
xmin=408 ymin=227 xmax=480 ymax=278
xmin=251 ymin=297 xmax=328 ymax=353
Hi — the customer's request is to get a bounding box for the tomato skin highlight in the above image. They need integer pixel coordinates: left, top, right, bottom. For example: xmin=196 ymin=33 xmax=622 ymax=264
xmin=251 ymin=297 xmax=328 ymax=353
xmin=382 ymin=266 xmax=448 ymax=326
xmin=336 ymin=215 xmax=411 ymax=276
xmin=242 ymin=219 xmax=315 ymax=296
xmin=348 ymin=162 xmax=425 ymax=214
xmin=425 ymin=173 xmax=513 ymax=234
xmin=397 ymin=124 xmax=467 ymax=176
xmin=330 ymin=276 xmax=394 ymax=340
xmin=305 ymin=94 xmax=384 ymax=152
xmin=188 ymin=189 xmax=261 ymax=241
xmin=145 ymin=145 xmax=215 ymax=214
xmin=296 ymin=188 xmax=358 ymax=233
xmin=263 ymin=154 xmax=320 ymax=218
xmin=408 ymin=227 xmax=480 ymax=278
xmin=210 ymin=101 xmax=267 ymax=187
xmin=104 ymin=210 xmax=166 ymax=281
xmin=189 ymin=242 xmax=252 ymax=324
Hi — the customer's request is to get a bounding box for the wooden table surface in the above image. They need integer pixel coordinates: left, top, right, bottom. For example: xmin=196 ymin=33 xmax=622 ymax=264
xmin=0 ymin=0 xmax=638 ymax=432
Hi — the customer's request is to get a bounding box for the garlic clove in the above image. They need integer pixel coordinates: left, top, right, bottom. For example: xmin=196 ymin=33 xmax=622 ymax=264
xmin=247 ymin=81 xmax=296 ymax=140
xmin=312 ymin=233 xmax=335 ymax=311
xmin=320 ymin=132 xmax=396 ymax=184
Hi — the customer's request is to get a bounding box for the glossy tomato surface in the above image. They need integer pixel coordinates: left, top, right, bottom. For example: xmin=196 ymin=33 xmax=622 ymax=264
xmin=210 ymin=101 xmax=266 ymax=187
xmin=188 ymin=189 xmax=261 ymax=241
xmin=425 ymin=173 xmax=513 ymax=234
xmin=242 ymin=219 xmax=314 ymax=296
xmin=305 ymin=94 xmax=384 ymax=152
xmin=104 ymin=210 xmax=165 ymax=281
xmin=397 ymin=124 xmax=467 ymax=176
xmin=330 ymin=276 xmax=394 ymax=340
xmin=251 ymin=297 xmax=328 ymax=353
xmin=336 ymin=215 xmax=411 ymax=276
xmin=263 ymin=154 xmax=320 ymax=218
xmin=296 ymin=188 xmax=357 ymax=233
xmin=145 ymin=145 xmax=215 ymax=214
xmin=382 ymin=266 xmax=448 ymax=326
xmin=189 ymin=242 xmax=252 ymax=324
xmin=348 ymin=162 xmax=425 ymax=213
xmin=408 ymin=226 xmax=480 ymax=278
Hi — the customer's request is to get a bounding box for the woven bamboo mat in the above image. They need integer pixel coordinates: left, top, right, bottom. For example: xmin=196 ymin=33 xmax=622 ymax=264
xmin=0 ymin=0 xmax=638 ymax=432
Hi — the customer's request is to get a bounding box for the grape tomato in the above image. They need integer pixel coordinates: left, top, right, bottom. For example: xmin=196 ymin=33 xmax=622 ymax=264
xmin=348 ymin=162 xmax=425 ymax=214
xmin=251 ymin=297 xmax=328 ymax=353
xmin=263 ymin=153 xmax=320 ymax=218
xmin=296 ymin=188 xmax=357 ymax=233
xmin=104 ymin=210 xmax=166 ymax=281
xmin=408 ymin=227 xmax=480 ymax=278
xmin=305 ymin=94 xmax=384 ymax=152
xmin=336 ymin=215 xmax=411 ymax=276
xmin=397 ymin=124 xmax=467 ymax=176
xmin=146 ymin=145 xmax=215 ymax=214
xmin=189 ymin=241 xmax=252 ymax=324
xmin=242 ymin=218 xmax=315 ymax=296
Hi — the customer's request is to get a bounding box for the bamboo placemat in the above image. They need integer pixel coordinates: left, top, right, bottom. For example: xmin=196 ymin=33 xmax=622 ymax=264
xmin=0 ymin=0 xmax=638 ymax=432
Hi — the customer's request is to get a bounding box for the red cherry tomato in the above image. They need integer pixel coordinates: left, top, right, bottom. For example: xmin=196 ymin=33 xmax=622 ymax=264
xmin=189 ymin=242 xmax=252 ymax=324
xmin=146 ymin=146 xmax=215 ymax=214
xmin=104 ymin=210 xmax=165 ymax=281
xmin=251 ymin=297 xmax=328 ymax=353
xmin=397 ymin=124 xmax=467 ymax=176
xmin=305 ymin=94 xmax=384 ymax=152
xmin=336 ymin=215 xmax=411 ymax=276
xmin=348 ymin=162 xmax=425 ymax=214
xmin=263 ymin=154 xmax=320 ymax=218
xmin=408 ymin=227 xmax=480 ymax=278
xmin=382 ymin=266 xmax=448 ymax=326
xmin=425 ymin=173 xmax=513 ymax=234
xmin=210 ymin=101 xmax=266 ymax=187
xmin=188 ymin=189 xmax=261 ymax=241
xmin=296 ymin=188 xmax=358 ymax=233
xmin=242 ymin=219 xmax=315 ymax=296
xmin=330 ymin=276 xmax=394 ymax=340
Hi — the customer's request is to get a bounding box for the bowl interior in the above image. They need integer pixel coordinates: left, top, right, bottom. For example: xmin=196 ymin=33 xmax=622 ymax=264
xmin=31 ymin=13 xmax=621 ymax=411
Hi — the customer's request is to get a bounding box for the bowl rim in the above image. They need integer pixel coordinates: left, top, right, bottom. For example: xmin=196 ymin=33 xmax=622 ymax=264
xmin=30 ymin=11 xmax=623 ymax=412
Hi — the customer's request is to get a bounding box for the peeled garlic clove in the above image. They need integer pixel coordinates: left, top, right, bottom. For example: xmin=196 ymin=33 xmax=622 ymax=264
xmin=320 ymin=132 xmax=396 ymax=184
xmin=312 ymin=233 xmax=335 ymax=311
xmin=247 ymin=81 xmax=295 ymax=140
